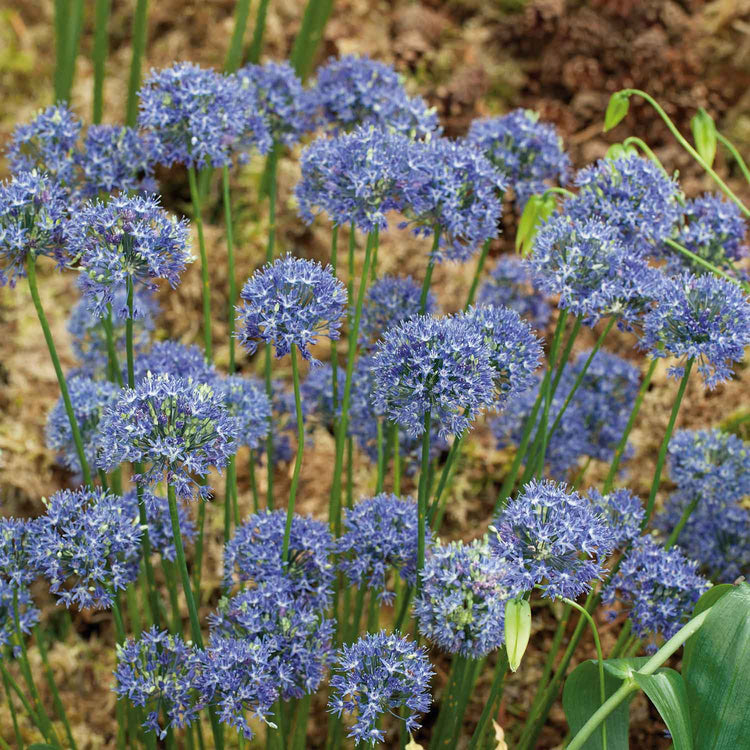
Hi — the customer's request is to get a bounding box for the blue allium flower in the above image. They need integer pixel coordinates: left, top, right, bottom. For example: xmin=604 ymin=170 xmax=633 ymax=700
xmin=337 ymin=494 xmax=431 ymax=602
xmin=223 ymin=510 xmax=334 ymax=610
xmin=98 ymin=373 xmax=238 ymax=501
xmin=0 ymin=171 xmax=70 ymax=286
xmin=197 ymin=636 xmax=277 ymax=739
xmin=32 ymin=486 xmax=141 ymax=609
xmin=603 ymin=535 xmax=709 ymax=644
xmin=7 ymin=104 xmax=81 ymax=187
xmin=415 ymin=539 xmax=510 ymax=658
xmin=130 ymin=340 xmax=215 ymax=384
xmin=466 ymin=109 xmax=570 ymax=207
xmin=668 ymin=194 xmax=747 ymax=274
xmin=137 ymin=62 xmax=265 ymax=168
xmin=68 ymin=284 xmax=158 ymax=377
xmin=462 ymin=305 xmax=542 ymax=405
xmin=0 ymin=518 xmax=39 ymax=588
xmin=114 ymin=627 xmax=203 ymax=739
xmin=640 ymin=272 xmax=750 ymax=388
xmin=0 ymin=580 xmax=39 ymax=649
xmin=210 ymin=575 xmax=335 ymax=699
xmin=478 ymin=255 xmax=552 ymax=330
xmin=46 ymin=375 xmax=120 ymax=475
xmin=76 ymin=125 xmax=160 ymax=197
xmin=218 ymin=375 xmax=272 ymax=450
xmin=529 ymin=214 xmax=662 ymax=326
xmin=372 ymin=314 xmax=496 ymax=439
xmin=68 ymin=194 xmax=192 ymax=319
xmin=236 ymin=61 xmax=316 ymax=146
xmin=237 ymin=254 xmax=347 ymax=363
xmin=586 ymin=488 xmax=644 ymax=549
xmin=490 ymin=480 xmax=616 ymax=599
xmin=404 ymin=138 xmax=505 ymax=263
xmin=567 ymin=155 xmax=683 ymax=257
xmin=313 ymin=54 xmax=439 ymax=139
xmin=328 ymin=630 xmax=433 ymax=745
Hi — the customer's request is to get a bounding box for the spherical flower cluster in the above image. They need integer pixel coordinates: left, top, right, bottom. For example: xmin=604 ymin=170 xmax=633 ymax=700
xmin=210 ymin=575 xmax=334 ymax=700
xmin=0 ymin=580 xmax=39 ymax=649
xmin=236 ymin=61 xmax=316 ymax=146
xmin=7 ymin=104 xmax=81 ymax=187
xmin=114 ymin=627 xmax=203 ymax=739
xmin=640 ymin=272 xmax=750 ymax=388
xmin=415 ymin=539 xmax=510 ymax=658
xmin=0 ymin=171 xmax=69 ymax=286
xmin=98 ymin=373 xmax=238 ymax=501
xmin=529 ymin=214 xmax=662 ymax=325
xmin=466 ymin=109 xmax=570 ymax=207
xmin=130 ymin=340 xmax=215 ymax=384
xmin=0 ymin=518 xmax=39 ymax=588
xmin=490 ymin=480 xmax=615 ymax=599
xmin=45 ymin=375 xmax=120 ymax=475
xmin=337 ymin=494 xmax=431 ymax=602
xmin=372 ymin=314 xmax=496 ymax=439
xmin=313 ymin=54 xmax=439 ymax=139
xmin=218 ymin=375 xmax=272 ymax=450
xmin=223 ymin=510 xmax=335 ymax=610
xmin=567 ymin=155 xmax=683 ymax=256
xmin=478 ymin=255 xmax=552 ymax=331
xmin=69 ymin=194 xmax=192 ymax=319
xmin=586 ymin=487 xmax=644 ymax=549
xmin=603 ymin=535 xmax=709 ymax=644
xmin=237 ymin=254 xmax=347 ymax=363
xmin=31 ymin=486 xmax=141 ymax=609
xmin=75 ymin=125 xmax=160 ymax=197
xmin=359 ymin=275 xmax=439 ymax=350
xmin=137 ymin=62 xmax=267 ymax=168
xmin=462 ymin=304 xmax=542 ymax=405
xmin=328 ymin=630 xmax=433 ymax=745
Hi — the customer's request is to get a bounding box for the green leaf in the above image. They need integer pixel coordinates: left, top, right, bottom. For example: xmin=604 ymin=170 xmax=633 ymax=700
xmin=634 ymin=669 xmax=693 ymax=750
xmin=692 ymin=583 xmax=734 ymax=617
xmin=605 ymin=143 xmax=638 ymax=162
xmin=683 ymin=582 xmax=750 ymax=748
xmin=28 ymin=745 xmax=58 ymax=750
xmin=601 ymin=657 xmax=651 ymax=680
xmin=691 ymin=108 xmax=717 ymax=167
xmin=516 ymin=194 xmax=542 ymax=253
xmin=604 ymin=91 xmax=630 ymax=132
xmin=505 ymin=598 xmax=531 ymax=672
xmin=563 ymin=660 xmax=633 ymax=749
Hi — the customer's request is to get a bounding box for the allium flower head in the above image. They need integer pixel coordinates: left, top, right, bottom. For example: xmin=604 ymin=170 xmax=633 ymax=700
xmin=0 ymin=581 xmax=39 ymax=650
xmin=8 ymin=104 xmax=81 ymax=187
xmin=237 ymin=61 xmax=316 ymax=146
xmin=137 ymin=62 xmax=263 ymax=168
xmin=237 ymin=253 xmax=346 ymax=363
xmin=586 ymin=487 xmax=644 ymax=549
xmin=98 ymin=373 xmax=238 ymax=501
xmin=641 ymin=272 xmax=750 ymax=388
xmin=69 ymin=193 xmax=192 ymax=319
xmin=337 ymin=494 xmax=431 ymax=602
xmin=210 ymin=575 xmax=335 ymax=699
xmin=0 ymin=518 xmax=39 ymax=588
xmin=45 ymin=375 xmax=120 ymax=475
xmin=603 ymin=535 xmax=709 ymax=644
xmin=328 ymin=630 xmax=433 ymax=745
xmin=224 ymin=510 xmax=334 ymax=610
xmin=372 ymin=313 xmax=496 ymax=439
xmin=218 ymin=375 xmax=272 ymax=450
xmin=313 ymin=54 xmax=439 ymax=139
xmin=478 ymin=255 xmax=552 ymax=330
xmin=567 ymin=155 xmax=682 ymax=256
xmin=76 ymin=125 xmax=160 ymax=197
xmin=466 ymin=109 xmax=570 ymax=206
xmin=0 ymin=171 xmax=69 ymax=286
xmin=114 ymin=627 xmax=203 ymax=739
xmin=490 ymin=479 xmax=615 ymax=599
xmin=529 ymin=214 xmax=662 ymax=325
xmin=462 ymin=305 xmax=542 ymax=405
xmin=32 ymin=486 xmax=141 ymax=609
xmin=415 ymin=538 xmax=510 ymax=658
xmin=131 ymin=340 xmax=215 ymax=384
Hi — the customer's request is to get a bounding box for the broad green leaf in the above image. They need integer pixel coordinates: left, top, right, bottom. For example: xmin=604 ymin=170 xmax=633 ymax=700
xmin=562 ymin=660 xmax=633 ymax=750
xmin=604 ymin=91 xmax=630 ymax=132
xmin=516 ymin=195 xmax=542 ymax=253
xmin=601 ymin=656 xmax=651 ymax=680
xmin=634 ymin=669 xmax=692 ymax=750
xmin=682 ymin=583 xmax=735 ymax=675
xmin=691 ymin=108 xmax=717 ymax=167
xmin=505 ymin=598 xmax=531 ymax=672
xmin=683 ymin=582 xmax=750 ymax=748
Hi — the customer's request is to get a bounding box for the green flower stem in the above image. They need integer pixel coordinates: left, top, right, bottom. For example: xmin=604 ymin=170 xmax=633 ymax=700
xmin=716 ymin=131 xmax=750 ymax=184
xmin=643 ymin=358 xmax=694 ymax=528
xmin=665 ymin=237 xmax=749 ymax=291
xmin=391 ymin=424 xmax=401 ymax=495
xmin=622 ymin=136 xmax=669 ymax=175
xmin=102 ymin=306 xmax=124 ymax=386
xmin=263 ymin=341 xmax=275 ymax=509
xmin=27 ymin=254 xmax=91 ymax=486
xmin=419 ymin=230 xmax=441 ymax=313
xmin=188 ymin=166 xmax=214 ymax=361
xmin=193 ymin=484 xmax=207 ymax=600
xmin=467 ymin=649 xmax=509 ymax=750
xmin=2 ymin=662 xmax=23 ymax=750
xmin=465 ymin=238 xmax=491 ymax=309
xmin=348 ymin=586 xmax=367 ymax=644
xmin=281 ymin=345 xmax=305 ymax=562
xmin=376 ymin=420 xmax=385 ymax=493
xmin=0 ymin=660 xmax=47 ymax=742
xmin=224 ymin=454 xmax=237 ymax=545
xmin=609 ymin=619 xmax=633 ymax=659
xmin=290 ymin=0 xmax=334 ymax=79
xmin=542 ymin=186 xmax=576 ymax=201
xmin=249 ymin=451 xmax=260 ymax=513
xmin=443 ymin=658 xmax=481 ymax=748
xmin=430 ymin=656 xmax=467 ymax=749
xmin=292 ymin=693 xmax=311 ymax=750
xmin=92 ymin=0 xmax=110 ymax=123
xmin=366 ymin=591 xmax=379 ymax=633
xmin=329 ymin=226 xmax=340 ymax=417
xmin=222 ymin=166 xmax=238 ymax=373
xmin=111 ymin=594 xmax=140 ymax=749
xmin=125 ymin=0 xmax=149 ymax=126
xmin=665 ymin=494 xmax=700 ymax=549
xmin=416 ymin=410 xmax=432 ymax=599
xmin=346 ymin=435 xmax=354 ymax=511
xmin=535 ymin=602 xmax=572 ymax=702
xmin=393 ymin=586 xmax=413 ymax=632
xmin=224 ymin=0 xmax=252 ymax=71
xmin=161 ymin=558 xmax=182 ymax=633
xmin=247 ymin=0 xmax=270 ymax=63
xmin=428 ymin=435 xmax=463 ymax=524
